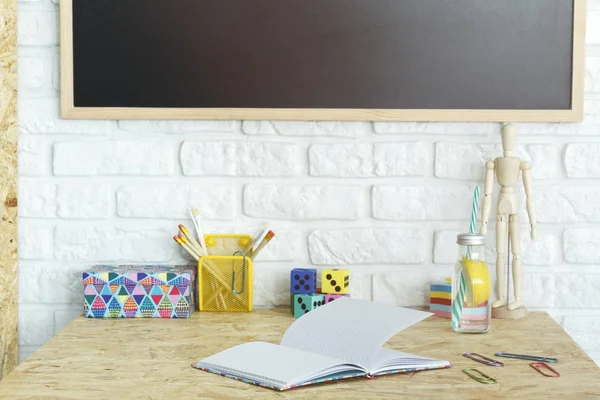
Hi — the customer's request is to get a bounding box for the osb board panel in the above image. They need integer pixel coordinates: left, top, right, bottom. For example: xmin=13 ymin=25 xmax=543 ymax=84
xmin=0 ymin=311 xmax=598 ymax=399
xmin=0 ymin=0 xmax=18 ymax=380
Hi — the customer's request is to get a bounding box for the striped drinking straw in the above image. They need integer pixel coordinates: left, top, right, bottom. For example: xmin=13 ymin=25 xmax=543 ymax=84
xmin=452 ymin=186 xmax=480 ymax=331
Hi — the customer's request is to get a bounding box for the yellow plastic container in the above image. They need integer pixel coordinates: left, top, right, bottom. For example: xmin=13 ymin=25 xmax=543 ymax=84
xmin=198 ymin=234 xmax=253 ymax=312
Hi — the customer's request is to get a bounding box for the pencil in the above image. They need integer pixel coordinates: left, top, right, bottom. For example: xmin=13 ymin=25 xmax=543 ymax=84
xmin=250 ymin=230 xmax=275 ymax=260
xmin=178 ymin=234 xmax=203 ymax=259
xmin=179 ymin=224 xmax=206 ymax=256
xmin=173 ymin=236 xmax=199 ymax=261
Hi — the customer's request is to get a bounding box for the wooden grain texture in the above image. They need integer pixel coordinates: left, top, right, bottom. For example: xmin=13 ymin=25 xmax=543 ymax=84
xmin=0 ymin=0 xmax=18 ymax=380
xmin=59 ymin=0 xmax=586 ymax=122
xmin=0 ymin=310 xmax=598 ymax=399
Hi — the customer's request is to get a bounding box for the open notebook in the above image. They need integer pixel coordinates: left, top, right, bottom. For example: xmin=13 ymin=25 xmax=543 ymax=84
xmin=192 ymin=298 xmax=451 ymax=390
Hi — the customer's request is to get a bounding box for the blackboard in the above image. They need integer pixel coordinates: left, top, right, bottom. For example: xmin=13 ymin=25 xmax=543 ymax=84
xmin=61 ymin=0 xmax=586 ymax=121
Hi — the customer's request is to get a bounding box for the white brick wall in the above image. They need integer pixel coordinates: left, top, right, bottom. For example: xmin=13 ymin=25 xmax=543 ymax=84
xmin=15 ymin=0 xmax=600 ymax=368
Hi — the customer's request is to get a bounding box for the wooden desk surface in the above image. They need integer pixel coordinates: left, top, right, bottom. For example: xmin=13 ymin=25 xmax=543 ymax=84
xmin=1 ymin=310 xmax=599 ymax=399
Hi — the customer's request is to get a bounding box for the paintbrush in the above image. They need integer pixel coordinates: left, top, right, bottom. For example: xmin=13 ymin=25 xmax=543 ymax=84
xmin=191 ymin=208 xmax=208 ymax=253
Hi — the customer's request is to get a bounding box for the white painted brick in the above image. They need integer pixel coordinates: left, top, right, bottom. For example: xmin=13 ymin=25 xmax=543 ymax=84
xmin=524 ymin=144 xmax=561 ymax=180
xmin=536 ymin=186 xmax=600 ymax=223
xmin=118 ymin=120 xmax=234 ymax=133
xmin=374 ymin=142 xmax=427 ymax=177
xmin=181 ymin=141 xmax=302 ymax=177
xmin=517 ymin=100 xmax=600 ymax=135
xmin=117 ymin=184 xmax=236 ymax=219
xmin=588 ymin=10 xmax=600 ymax=45
xmin=242 ymin=121 xmax=371 ymax=137
xmin=19 ymin=264 xmax=84 ymax=304
xmin=372 ymin=269 xmax=440 ymax=307
xmin=18 ymin=183 xmax=110 ymax=219
xmin=19 ymin=98 xmax=111 ymax=135
xmin=524 ymin=274 xmax=600 ymax=308
xmin=253 ymin=268 xmax=292 ymax=308
xmin=308 ymin=229 xmax=426 ymax=265
xmin=18 ymin=53 xmax=52 ymax=90
xmin=18 ymin=10 xmax=58 ymax=46
xmin=18 ymin=225 xmax=53 ymax=260
xmin=564 ymin=229 xmax=600 ymax=264
xmin=19 ymin=0 xmax=47 ymax=4
xmin=374 ymin=122 xmax=495 ymax=135
xmin=586 ymin=57 xmax=600 ymax=93
xmin=19 ymin=306 xmax=54 ymax=346
xmin=435 ymin=143 xmax=559 ymax=180
xmin=373 ymin=185 xmax=472 ymax=221
xmin=435 ymin=143 xmax=497 ymax=180
xmin=309 ymin=142 xmax=426 ymax=177
xmin=54 ymin=140 xmax=175 ymax=175
xmin=19 ymin=136 xmax=50 ymax=176
xmin=56 ymin=184 xmax=111 ymax=219
xmin=565 ymin=143 xmax=600 ymax=178
xmin=523 ymin=274 xmax=557 ymax=308
xmin=433 ymin=230 xmax=460 ymax=265
xmin=255 ymin=230 xmax=307 ymax=262
xmin=18 ymin=182 xmax=56 ymax=218
xmin=309 ymin=143 xmax=373 ymax=177
xmin=52 ymin=50 xmax=59 ymax=90
xmin=590 ymin=0 xmax=600 ymax=10
xmin=347 ymin=272 xmax=373 ymax=301
xmin=54 ymin=308 xmax=82 ymax=335
xmin=19 ymin=345 xmax=40 ymax=364
xmin=521 ymin=232 xmax=561 ymax=266
xmin=244 ymin=185 xmax=365 ymax=220
xmin=563 ymin=316 xmax=600 ymax=351
xmin=556 ymin=275 xmax=600 ymax=308
xmin=240 ymin=121 xmax=278 ymax=135
xmin=54 ymin=226 xmax=174 ymax=262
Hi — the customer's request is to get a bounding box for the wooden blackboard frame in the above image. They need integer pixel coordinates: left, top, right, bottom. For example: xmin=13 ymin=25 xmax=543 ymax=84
xmin=60 ymin=0 xmax=586 ymax=122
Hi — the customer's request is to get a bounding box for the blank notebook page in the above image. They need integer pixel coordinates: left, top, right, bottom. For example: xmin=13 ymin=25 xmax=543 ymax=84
xmin=196 ymin=341 xmax=355 ymax=386
xmin=281 ymin=297 xmax=432 ymax=368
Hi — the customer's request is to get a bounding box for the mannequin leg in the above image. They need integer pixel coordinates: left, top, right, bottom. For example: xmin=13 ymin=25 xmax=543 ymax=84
xmin=493 ymin=214 xmax=508 ymax=308
xmin=508 ymin=214 xmax=522 ymax=310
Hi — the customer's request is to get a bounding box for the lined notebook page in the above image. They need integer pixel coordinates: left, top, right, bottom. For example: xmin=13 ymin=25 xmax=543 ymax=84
xmin=281 ymin=298 xmax=431 ymax=368
xmin=195 ymin=341 xmax=357 ymax=386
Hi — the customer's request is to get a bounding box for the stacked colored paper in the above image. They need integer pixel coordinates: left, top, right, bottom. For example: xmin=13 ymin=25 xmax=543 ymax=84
xmin=430 ymin=283 xmax=452 ymax=319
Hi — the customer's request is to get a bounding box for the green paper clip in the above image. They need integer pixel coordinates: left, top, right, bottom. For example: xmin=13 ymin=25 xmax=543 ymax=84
xmin=463 ymin=368 xmax=497 ymax=384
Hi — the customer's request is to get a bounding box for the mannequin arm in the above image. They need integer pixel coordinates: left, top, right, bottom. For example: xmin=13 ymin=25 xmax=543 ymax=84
xmin=480 ymin=160 xmax=495 ymax=235
xmin=521 ymin=161 xmax=537 ymax=241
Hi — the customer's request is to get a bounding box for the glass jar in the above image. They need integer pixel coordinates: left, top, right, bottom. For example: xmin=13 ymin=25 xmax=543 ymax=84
xmin=451 ymin=233 xmax=491 ymax=333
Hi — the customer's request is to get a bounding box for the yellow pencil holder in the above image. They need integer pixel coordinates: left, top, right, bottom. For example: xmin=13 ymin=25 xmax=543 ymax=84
xmin=198 ymin=234 xmax=253 ymax=312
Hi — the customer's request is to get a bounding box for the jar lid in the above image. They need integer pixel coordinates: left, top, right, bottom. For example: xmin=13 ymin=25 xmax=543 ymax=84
xmin=456 ymin=233 xmax=486 ymax=246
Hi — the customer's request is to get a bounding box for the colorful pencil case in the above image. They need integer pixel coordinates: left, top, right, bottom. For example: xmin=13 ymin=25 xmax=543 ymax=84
xmin=198 ymin=234 xmax=253 ymax=312
xmin=83 ymin=265 xmax=196 ymax=318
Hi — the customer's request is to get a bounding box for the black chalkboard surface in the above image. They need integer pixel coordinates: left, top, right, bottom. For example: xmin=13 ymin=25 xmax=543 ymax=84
xmin=62 ymin=0 xmax=585 ymax=121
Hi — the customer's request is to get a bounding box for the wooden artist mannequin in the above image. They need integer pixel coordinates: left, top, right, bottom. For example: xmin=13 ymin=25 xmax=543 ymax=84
xmin=480 ymin=124 xmax=537 ymax=318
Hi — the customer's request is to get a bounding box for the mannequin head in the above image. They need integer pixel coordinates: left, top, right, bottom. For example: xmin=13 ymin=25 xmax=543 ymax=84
xmin=501 ymin=124 xmax=517 ymax=157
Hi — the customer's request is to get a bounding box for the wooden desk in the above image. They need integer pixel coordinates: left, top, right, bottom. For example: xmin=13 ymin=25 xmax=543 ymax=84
xmin=1 ymin=310 xmax=598 ymax=399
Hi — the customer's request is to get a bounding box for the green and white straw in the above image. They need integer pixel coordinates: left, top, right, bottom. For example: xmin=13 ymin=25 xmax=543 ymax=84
xmin=452 ymin=185 xmax=480 ymax=331
xmin=466 ymin=186 xmax=480 ymax=259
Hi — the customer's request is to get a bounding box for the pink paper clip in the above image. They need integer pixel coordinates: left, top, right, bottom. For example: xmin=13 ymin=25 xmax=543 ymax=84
xmin=530 ymin=362 xmax=560 ymax=378
xmin=463 ymin=353 xmax=504 ymax=367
